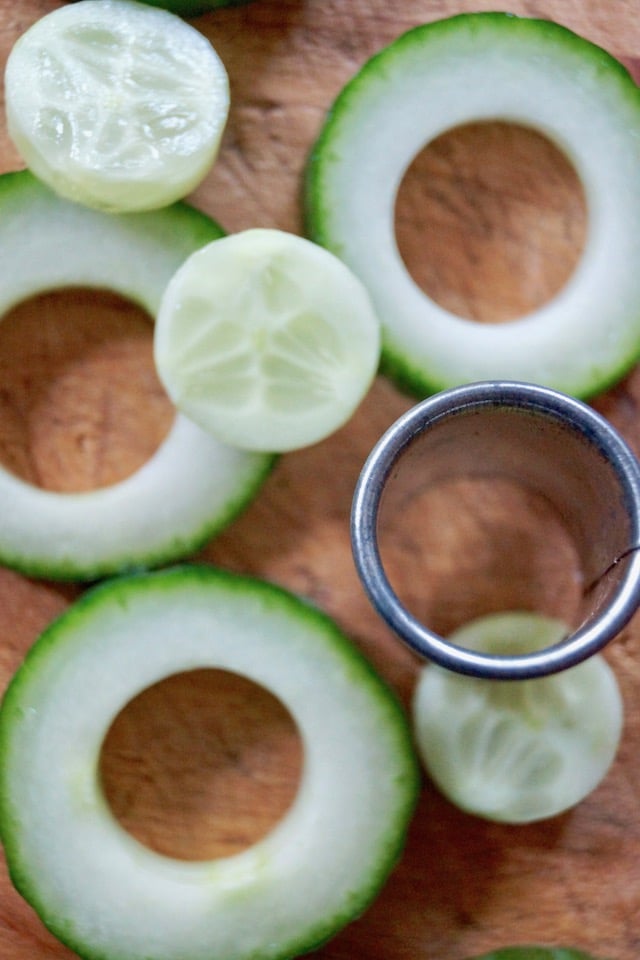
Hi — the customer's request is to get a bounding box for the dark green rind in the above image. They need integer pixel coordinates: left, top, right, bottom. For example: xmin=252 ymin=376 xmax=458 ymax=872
xmin=0 ymin=170 xmax=275 ymax=581
xmin=304 ymin=12 xmax=640 ymax=401
xmin=0 ymin=565 xmax=420 ymax=960
xmin=468 ymin=949 xmax=606 ymax=960
xmin=131 ymin=0 xmax=254 ymax=15
xmin=0 ymin=168 xmax=226 ymax=252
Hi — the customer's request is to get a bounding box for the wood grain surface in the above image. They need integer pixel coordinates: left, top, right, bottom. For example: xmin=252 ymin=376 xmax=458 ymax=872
xmin=1 ymin=1 xmax=640 ymax=959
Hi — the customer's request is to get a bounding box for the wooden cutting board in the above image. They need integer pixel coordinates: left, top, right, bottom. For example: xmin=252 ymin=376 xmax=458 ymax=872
xmin=2 ymin=1 xmax=640 ymax=958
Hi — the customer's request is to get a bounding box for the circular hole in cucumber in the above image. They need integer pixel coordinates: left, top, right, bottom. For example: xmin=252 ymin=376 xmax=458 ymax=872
xmin=99 ymin=667 xmax=304 ymax=861
xmin=394 ymin=121 xmax=587 ymax=324
xmin=377 ymin=474 xmax=583 ymax=644
xmin=0 ymin=288 xmax=174 ymax=492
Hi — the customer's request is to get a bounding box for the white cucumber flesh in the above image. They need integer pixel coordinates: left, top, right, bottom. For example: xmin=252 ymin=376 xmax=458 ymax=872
xmin=0 ymin=565 xmax=419 ymax=960
xmin=0 ymin=170 xmax=272 ymax=581
xmin=412 ymin=611 xmax=623 ymax=824
xmin=122 ymin=0 xmax=253 ymax=14
xmin=5 ymin=0 xmax=229 ymax=213
xmin=306 ymin=12 xmax=640 ymax=399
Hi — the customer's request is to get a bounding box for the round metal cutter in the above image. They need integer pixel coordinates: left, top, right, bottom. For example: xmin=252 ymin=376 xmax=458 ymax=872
xmin=351 ymin=381 xmax=640 ymax=679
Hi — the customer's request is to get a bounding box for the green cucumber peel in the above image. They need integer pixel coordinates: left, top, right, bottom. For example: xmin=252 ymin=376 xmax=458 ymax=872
xmin=468 ymin=949 xmax=606 ymax=960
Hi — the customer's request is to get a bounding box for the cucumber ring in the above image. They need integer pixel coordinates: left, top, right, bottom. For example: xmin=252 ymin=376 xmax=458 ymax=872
xmin=127 ymin=0 xmax=253 ymax=14
xmin=306 ymin=13 xmax=640 ymax=398
xmin=154 ymin=228 xmax=381 ymax=453
xmin=0 ymin=565 xmax=419 ymax=960
xmin=6 ymin=1 xmax=230 ymax=213
xmin=0 ymin=171 xmax=272 ymax=580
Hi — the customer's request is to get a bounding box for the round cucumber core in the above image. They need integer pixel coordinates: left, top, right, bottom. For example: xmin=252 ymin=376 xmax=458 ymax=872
xmin=412 ymin=612 xmax=623 ymax=823
xmin=0 ymin=171 xmax=272 ymax=580
xmin=0 ymin=566 xmax=419 ymax=960
xmin=306 ymin=12 xmax=640 ymax=398
xmin=154 ymin=228 xmax=381 ymax=453
xmin=5 ymin=0 xmax=230 ymax=212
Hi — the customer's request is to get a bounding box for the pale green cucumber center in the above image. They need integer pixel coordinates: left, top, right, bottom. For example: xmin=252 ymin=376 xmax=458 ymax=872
xmin=307 ymin=13 xmax=640 ymax=397
xmin=100 ymin=668 xmax=303 ymax=861
xmin=169 ymin=265 xmax=347 ymax=414
xmin=395 ymin=120 xmax=588 ymax=324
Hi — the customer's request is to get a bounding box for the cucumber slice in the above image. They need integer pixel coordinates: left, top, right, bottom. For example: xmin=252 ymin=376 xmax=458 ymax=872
xmin=306 ymin=13 xmax=640 ymax=399
xmin=0 ymin=565 xmax=419 ymax=960
xmin=411 ymin=612 xmax=623 ymax=824
xmin=5 ymin=0 xmax=229 ymax=212
xmin=0 ymin=170 xmax=272 ymax=581
xmin=154 ymin=229 xmax=381 ymax=452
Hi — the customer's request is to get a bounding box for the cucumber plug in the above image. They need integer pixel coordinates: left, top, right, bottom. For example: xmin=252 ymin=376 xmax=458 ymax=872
xmin=412 ymin=611 xmax=623 ymax=824
xmin=5 ymin=0 xmax=229 ymax=212
xmin=127 ymin=0 xmax=253 ymax=14
xmin=154 ymin=229 xmax=381 ymax=452
xmin=0 ymin=170 xmax=272 ymax=581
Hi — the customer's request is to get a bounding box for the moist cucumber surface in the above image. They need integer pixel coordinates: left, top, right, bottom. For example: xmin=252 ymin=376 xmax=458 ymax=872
xmin=306 ymin=12 xmax=640 ymax=399
xmin=154 ymin=228 xmax=381 ymax=452
xmin=5 ymin=0 xmax=229 ymax=212
xmin=412 ymin=612 xmax=623 ymax=823
xmin=0 ymin=564 xmax=419 ymax=960
xmin=0 ymin=170 xmax=272 ymax=581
